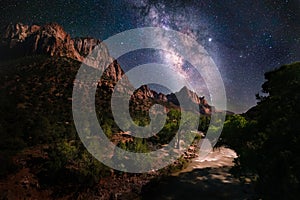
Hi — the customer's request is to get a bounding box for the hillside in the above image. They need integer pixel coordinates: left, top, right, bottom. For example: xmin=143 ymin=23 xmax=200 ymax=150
xmin=0 ymin=22 xmax=213 ymax=198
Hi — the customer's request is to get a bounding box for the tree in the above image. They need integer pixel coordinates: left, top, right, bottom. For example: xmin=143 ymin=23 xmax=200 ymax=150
xmin=221 ymin=62 xmax=300 ymax=199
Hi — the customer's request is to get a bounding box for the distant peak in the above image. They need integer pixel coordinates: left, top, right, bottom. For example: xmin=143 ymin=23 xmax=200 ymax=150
xmin=179 ymin=86 xmax=189 ymax=91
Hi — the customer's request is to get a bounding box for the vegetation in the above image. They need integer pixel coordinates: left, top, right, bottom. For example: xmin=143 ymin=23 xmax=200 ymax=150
xmin=0 ymin=55 xmax=206 ymax=191
xmin=5 ymin=53 xmax=299 ymax=199
xmin=0 ymin=56 xmax=113 ymax=187
xmin=219 ymin=62 xmax=300 ymax=199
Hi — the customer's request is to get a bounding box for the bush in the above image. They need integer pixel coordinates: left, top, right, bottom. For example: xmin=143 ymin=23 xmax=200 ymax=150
xmin=220 ymin=62 xmax=300 ymax=199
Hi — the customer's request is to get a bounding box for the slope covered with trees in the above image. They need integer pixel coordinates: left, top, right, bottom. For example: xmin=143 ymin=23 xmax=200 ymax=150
xmin=219 ymin=62 xmax=300 ymax=199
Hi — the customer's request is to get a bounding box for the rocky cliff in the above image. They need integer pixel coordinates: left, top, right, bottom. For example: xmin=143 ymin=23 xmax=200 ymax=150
xmin=0 ymin=22 xmax=100 ymax=61
xmin=129 ymin=84 xmax=211 ymax=115
xmin=1 ymin=22 xmax=212 ymax=115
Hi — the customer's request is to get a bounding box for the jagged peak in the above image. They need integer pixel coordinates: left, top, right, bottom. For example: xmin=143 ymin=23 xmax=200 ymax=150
xmin=0 ymin=22 xmax=104 ymax=61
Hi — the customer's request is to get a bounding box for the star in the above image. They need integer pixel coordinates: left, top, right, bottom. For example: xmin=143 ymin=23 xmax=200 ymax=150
xmin=0 ymin=0 xmax=298 ymax=113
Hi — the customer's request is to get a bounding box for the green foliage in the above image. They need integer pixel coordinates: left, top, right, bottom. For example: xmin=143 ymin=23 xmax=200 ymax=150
xmin=158 ymin=156 xmax=189 ymax=175
xmin=113 ymin=138 xmax=152 ymax=171
xmin=118 ymin=138 xmax=149 ymax=153
xmin=0 ymin=56 xmax=113 ymax=188
xmin=218 ymin=114 xmax=250 ymax=148
xmin=220 ymin=62 xmax=300 ymax=199
xmin=39 ymin=140 xmax=110 ymax=187
xmin=101 ymin=120 xmax=113 ymax=138
xmin=0 ymin=54 xmax=211 ymax=190
xmin=151 ymin=109 xmax=179 ymax=144
xmin=198 ymin=115 xmax=210 ymax=132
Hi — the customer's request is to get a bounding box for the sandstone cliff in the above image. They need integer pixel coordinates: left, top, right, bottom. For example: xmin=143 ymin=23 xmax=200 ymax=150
xmin=0 ymin=22 xmax=99 ymax=61
xmin=0 ymin=22 xmax=212 ymax=115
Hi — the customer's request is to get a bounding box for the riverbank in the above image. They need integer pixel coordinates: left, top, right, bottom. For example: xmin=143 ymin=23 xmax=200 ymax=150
xmin=140 ymin=147 xmax=257 ymax=200
xmin=0 ymin=146 xmax=256 ymax=199
xmin=172 ymin=147 xmax=237 ymax=175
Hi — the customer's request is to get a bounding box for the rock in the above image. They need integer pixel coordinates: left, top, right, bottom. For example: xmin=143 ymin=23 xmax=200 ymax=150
xmin=1 ymin=22 xmax=213 ymax=115
xmin=0 ymin=22 xmax=103 ymax=61
xmin=166 ymin=86 xmax=212 ymax=114
xmin=73 ymin=37 xmax=101 ymax=56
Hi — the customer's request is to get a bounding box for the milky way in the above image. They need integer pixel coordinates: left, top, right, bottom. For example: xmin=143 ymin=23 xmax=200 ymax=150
xmin=126 ymin=0 xmax=218 ymax=101
xmin=0 ymin=0 xmax=299 ymax=112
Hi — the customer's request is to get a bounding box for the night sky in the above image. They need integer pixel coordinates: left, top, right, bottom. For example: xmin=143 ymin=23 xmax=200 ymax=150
xmin=0 ymin=0 xmax=299 ymax=113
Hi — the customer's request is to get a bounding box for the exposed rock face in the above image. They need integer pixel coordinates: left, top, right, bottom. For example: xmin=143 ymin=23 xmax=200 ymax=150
xmin=166 ymin=86 xmax=200 ymax=105
xmin=129 ymin=85 xmax=211 ymax=115
xmin=103 ymin=60 xmax=124 ymax=83
xmin=156 ymin=92 xmax=168 ymax=102
xmin=73 ymin=37 xmax=101 ymax=57
xmin=1 ymin=23 xmax=34 ymax=47
xmin=95 ymin=62 xmax=212 ymax=115
xmin=165 ymin=86 xmax=212 ymax=114
xmin=0 ymin=23 xmax=101 ymax=61
xmin=1 ymin=22 xmax=212 ymax=115
xmin=134 ymin=85 xmax=155 ymax=100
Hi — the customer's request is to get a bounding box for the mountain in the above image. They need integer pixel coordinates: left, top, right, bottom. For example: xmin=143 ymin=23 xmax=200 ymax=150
xmin=130 ymin=85 xmax=212 ymax=115
xmin=0 ymin=23 xmax=214 ymax=198
xmin=0 ymin=22 xmax=212 ymax=115
xmin=0 ymin=22 xmax=100 ymax=61
xmin=166 ymin=86 xmax=212 ymax=114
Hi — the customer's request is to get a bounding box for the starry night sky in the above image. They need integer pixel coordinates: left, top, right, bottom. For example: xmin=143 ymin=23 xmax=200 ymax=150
xmin=0 ymin=0 xmax=299 ymax=113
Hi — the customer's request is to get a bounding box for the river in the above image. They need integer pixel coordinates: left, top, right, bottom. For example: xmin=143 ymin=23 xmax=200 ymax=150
xmin=141 ymin=147 xmax=257 ymax=199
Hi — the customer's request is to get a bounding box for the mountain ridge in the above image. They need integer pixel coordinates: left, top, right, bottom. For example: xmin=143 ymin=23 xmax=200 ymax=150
xmin=0 ymin=22 xmax=99 ymax=61
xmin=0 ymin=22 xmax=213 ymax=115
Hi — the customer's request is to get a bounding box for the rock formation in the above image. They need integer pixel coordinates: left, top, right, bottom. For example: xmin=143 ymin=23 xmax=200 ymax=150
xmin=0 ymin=22 xmax=100 ymax=61
xmin=0 ymin=22 xmax=212 ymax=115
